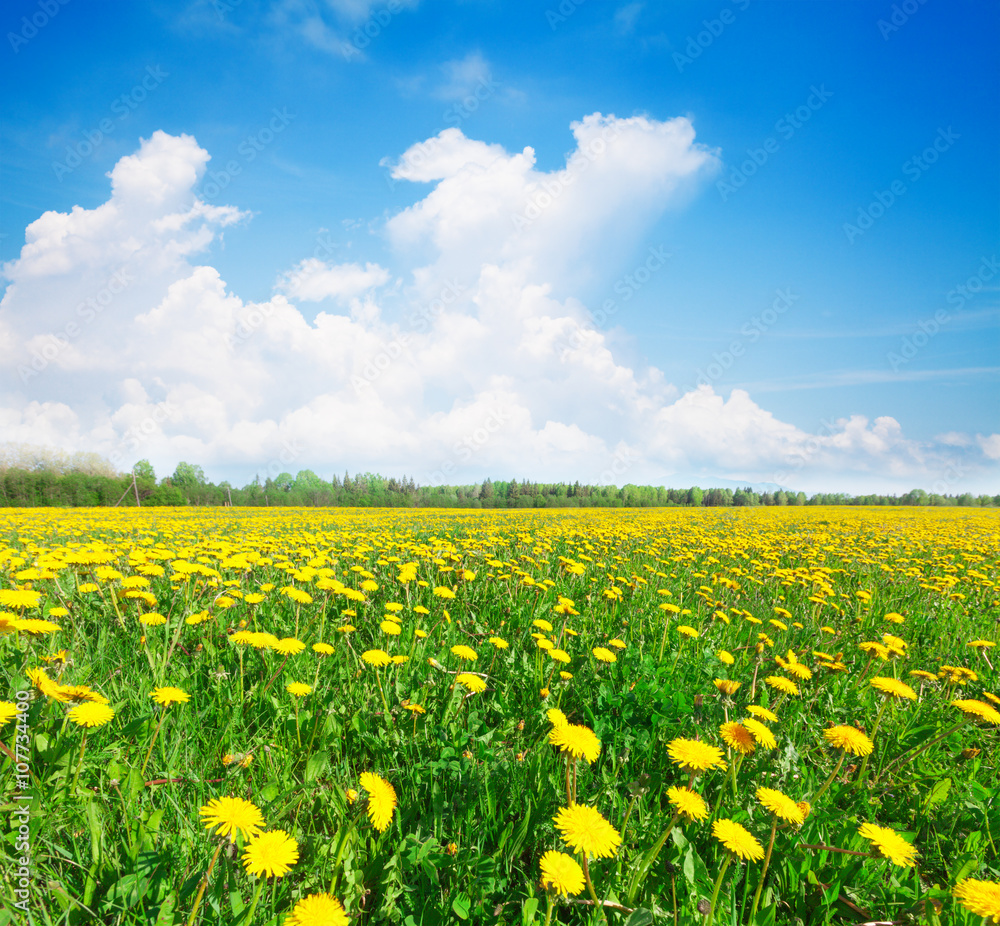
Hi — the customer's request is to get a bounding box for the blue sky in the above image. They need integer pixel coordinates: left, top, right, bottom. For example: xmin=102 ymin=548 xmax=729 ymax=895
xmin=1 ymin=0 xmax=998 ymax=492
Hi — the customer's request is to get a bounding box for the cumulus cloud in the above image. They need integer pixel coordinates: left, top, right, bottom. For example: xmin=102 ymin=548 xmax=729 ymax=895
xmin=1 ymin=121 xmax=997 ymax=492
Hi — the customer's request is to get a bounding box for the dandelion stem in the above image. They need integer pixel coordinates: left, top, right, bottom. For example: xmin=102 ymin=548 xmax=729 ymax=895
xmin=856 ymin=696 xmax=890 ymax=784
xmin=140 ymin=708 xmax=167 ymax=779
xmin=705 ymin=854 xmax=732 ymax=926
xmin=68 ymin=729 xmax=88 ymax=795
xmin=580 ymin=855 xmax=607 ymax=923
xmin=811 ymin=749 xmax=846 ymax=804
xmin=186 ymin=841 xmax=224 ymax=926
xmin=879 ymin=720 xmax=966 ymax=781
xmin=243 ymin=878 xmax=266 ymax=926
xmin=543 ymin=893 xmax=555 ymax=926
xmin=750 ymin=816 xmax=778 ymax=919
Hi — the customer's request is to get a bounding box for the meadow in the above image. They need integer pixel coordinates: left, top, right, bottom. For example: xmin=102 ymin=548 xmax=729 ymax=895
xmin=0 ymin=506 xmax=998 ymax=926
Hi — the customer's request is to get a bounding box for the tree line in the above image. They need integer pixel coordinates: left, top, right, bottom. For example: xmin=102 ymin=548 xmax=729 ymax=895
xmin=0 ymin=455 xmax=995 ymax=509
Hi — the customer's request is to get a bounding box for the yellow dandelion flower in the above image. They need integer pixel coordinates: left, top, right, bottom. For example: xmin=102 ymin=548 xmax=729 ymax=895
xmin=667 ymin=737 xmax=727 ymax=773
xmin=823 ymin=725 xmax=873 ymax=756
xmin=200 ymin=796 xmax=265 ymax=841
xmin=756 ymin=787 xmax=804 ymax=824
xmin=549 ymin=723 xmax=601 ymax=763
xmin=858 ymin=822 xmax=917 ymax=867
xmin=242 ymin=830 xmax=299 ymax=878
xmin=359 ymin=772 xmax=397 ymax=833
xmin=553 ymin=804 xmax=621 ymax=858
xmin=151 ymin=686 xmax=190 ymax=706
xmin=712 ymin=819 xmax=764 ymax=861
xmin=667 ymin=786 xmax=709 ymax=822
xmin=286 ymin=893 xmax=349 ymax=926
xmin=539 ymin=850 xmax=585 ymax=897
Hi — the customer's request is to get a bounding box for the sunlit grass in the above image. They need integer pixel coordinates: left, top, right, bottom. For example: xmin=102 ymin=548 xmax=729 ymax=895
xmin=0 ymin=506 xmax=997 ymax=925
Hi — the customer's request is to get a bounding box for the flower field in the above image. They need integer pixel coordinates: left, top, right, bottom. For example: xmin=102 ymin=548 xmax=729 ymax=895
xmin=1 ymin=506 xmax=998 ymax=925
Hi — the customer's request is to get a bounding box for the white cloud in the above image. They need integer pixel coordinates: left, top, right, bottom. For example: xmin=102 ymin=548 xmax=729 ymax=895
xmin=435 ymin=51 xmax=493 ymax=101
xmin=275 ymin=259 xmax=390 ymax=303
xmin=1 ymin=123 xmax=997 ymax=493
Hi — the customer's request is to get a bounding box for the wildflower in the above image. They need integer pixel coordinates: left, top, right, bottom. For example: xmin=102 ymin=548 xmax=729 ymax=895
xmin=720 ymin=722 xmax=756 ymax=755
xmin=533 ymin=619 xmax=554 ymax=632
xmin=273 ymin=638 xmax=306 ymax=656
xmin=488 ymin=636 xmax=508 ymax=649
xmin=666 ymin=786 xmax=709 ymax=822
xmin=746 ymin=705 xmax=778 ymax=723
xmin=712 ymin=819 xmax=764 ymax=861
xmin=823 ymin=725 xmax=874 ymax=756
xmin=455 ymin=673 xmax=486 ymax=694
xmin=549 ymin=724 xmax=601 ymax=763
xmin=742 ymin=718 xmax=777 ymax=750
xmin=451 ymin=645 xmax=478 ymax=661
xmin=858 ymin=823 xmax=917 ymax=867
xmin=549 ymin=649 xmax=571 ymax=664
xmin=553 ymin=804 xmax=621 ymax=858
xmin=13 ymin=618 xmax=59 ymax=635
xmin=199 ymin=796 xmax=265 ymax=841
xmin=677 ymin=625 xmax=699 ymax=638
xmin=359 ymin=772 xmax=397 ymax=833
xmin=66 ymin=702 xmax=114 ymax=727
xmin=953 ymin=878 xmax=1000 ymax=921
xmin=870 ymin=677 xmax=917 ymax=700
xmin=714 ymin=679 xmax=740 ymax=697
xmin=952 ymin=699 xmax=1000 ymax=724
xmin=281 ymin=587 xmax=314 ymax=605
xmin=756 ymin=787 xmax=804 ymax=825
xmin=539 ymin=850 xmax=585 ymax=896
xmin=140 ymin=613 xmax=167 ymax=626
xmin=666 ymin=738 xmax=727 ymax=773
xmin=313 ymin=642 xmax=335 ymax=655
xmin=0 ymin=702 xmax=18 ymax=725
xmin=151 ymin=686 xmax=190 ymax=706
xmin=362 ymin=649 xmax=391 ymax=668
xmin=608 ymin=638 xmax=626 ymax=649
xmin=242 ymin=830 xmax=300 ymax=878
xmin=286 ymin=893 xmax=349 ymax=926
xmin=380 ymin=620 xmax=401 ymax=636
xmin=592 ymin=647 xmax=616 ymax=663
xmin=717 ymin=650 xmax=735 ymax=665
xmin=764 ymin=676 xmax=799 ymax=696
xmin=286 ymin=682 xmax=312 ymax=697
xmin=547 ymin=708 xmax=569 ymax=727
